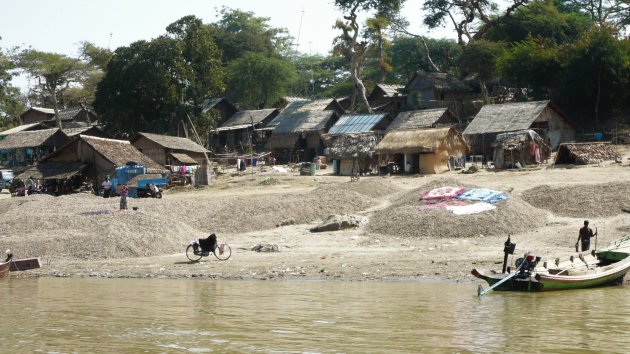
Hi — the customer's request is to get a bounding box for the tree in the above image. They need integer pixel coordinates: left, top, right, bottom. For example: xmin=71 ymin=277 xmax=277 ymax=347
xmin=94 ymin=16 xmax=225 ymax=137
xmin=0 ymin=44 xmax=26 ymax=130
xmin=463 ymin=40 xmax=506 ymax=100
xmin=16 ymin=50 xmax=88 ymax=128
xmin=333 ymin=0 xmax=404 ymax=113
xmin=209 ymin=7 xmax=293 ymax=62
xmin=557 ymin=0 xmax=630 ymax=29
xmin=388 ymin=36 xmax=462 ymax=80
xmin=554 ymin=26 xmax=629 ymax=128
xmin=226 ymin=52 xmax=297 ymax=109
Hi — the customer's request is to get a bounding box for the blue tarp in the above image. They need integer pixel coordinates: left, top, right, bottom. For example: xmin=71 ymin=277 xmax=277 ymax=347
xmin=456 ymin=188 xmax=508 ymax=204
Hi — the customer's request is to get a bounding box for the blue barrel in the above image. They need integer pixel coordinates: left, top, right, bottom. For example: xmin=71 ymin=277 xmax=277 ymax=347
xmin=332 ymin=160 xmax=338 ymax=174
xmin=309 ymin=163 xmax=316 ymax=176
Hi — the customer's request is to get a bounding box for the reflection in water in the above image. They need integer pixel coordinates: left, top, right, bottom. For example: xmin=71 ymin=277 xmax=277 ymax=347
xmin=1 ymin=278 xmax=629 ymax=352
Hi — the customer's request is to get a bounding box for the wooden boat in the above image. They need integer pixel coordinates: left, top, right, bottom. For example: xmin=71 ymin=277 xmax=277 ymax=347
xmin=9 ymin=257 xmax=41 ymax=272
xmin=596 ymin=235 xmax=630 ymax=262
xmin=0 ymin=261 xmax=10 ymax=279
xmin=472 ymin=236 xmax=630 ymax=294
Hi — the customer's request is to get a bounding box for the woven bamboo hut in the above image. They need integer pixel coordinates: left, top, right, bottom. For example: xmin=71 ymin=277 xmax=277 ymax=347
xmin=375 ymin=127 xmax=468 ymax=174
xmin=215 ymin=108 xmax=279 ymax=151
xmin=267 ymin=111 xmax=339 ymax=163
xmin=463 ymin=101 xmax=575 ymax=161
xmin=492 ymin=130 xmax=551 ymax=169
xmin=323 ymin=133 xmax=382 ymax=175
xmin=0 ymin=128 xmax=70 ymax=167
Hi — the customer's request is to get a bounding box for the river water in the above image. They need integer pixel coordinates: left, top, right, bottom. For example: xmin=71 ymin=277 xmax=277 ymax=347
xmin=1 ymin=278 xmax=629 ymax=353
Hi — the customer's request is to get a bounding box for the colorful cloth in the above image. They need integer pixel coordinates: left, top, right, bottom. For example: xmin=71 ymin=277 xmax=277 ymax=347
xmin=418 ymin=200 xmax=464 ymax=211
xmin=422 ymin=187 xmax=466 ymax=201
xmin=446 ymin=202 xmax=496 ymax=215
xmin=456 ymin=188 xmax=508 ymax=204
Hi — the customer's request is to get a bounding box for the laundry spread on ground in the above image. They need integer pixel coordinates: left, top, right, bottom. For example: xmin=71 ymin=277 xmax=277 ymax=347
xmin=446 ymin=202 xmax=496 ymax=215
xmin=419 ymin=187 xmax=508 ymax=214
xmin=456 ymin=188 xmax=508 ymax=204
xmin=421 ymin=186 xmax=466 ymax=200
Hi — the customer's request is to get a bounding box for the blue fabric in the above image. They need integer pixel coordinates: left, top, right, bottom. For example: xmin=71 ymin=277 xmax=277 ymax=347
xmin=456 ymin=188 xmax=508 ymax=204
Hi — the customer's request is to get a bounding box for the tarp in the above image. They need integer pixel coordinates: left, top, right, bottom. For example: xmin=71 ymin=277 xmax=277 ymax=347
xmin=422 ymin=186 xmax=466 ymax=200
xmin=456 ymin=188 xmax=508 ymax=204
xmin=447 ymin=202 xmax=496 ymax=215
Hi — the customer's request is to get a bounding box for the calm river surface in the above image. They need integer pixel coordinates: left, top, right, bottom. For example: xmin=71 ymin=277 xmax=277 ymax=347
xmin=1 ymin=278 xmax=630 ymax=353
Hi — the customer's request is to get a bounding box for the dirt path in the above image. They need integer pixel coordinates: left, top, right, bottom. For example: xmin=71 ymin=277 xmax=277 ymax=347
xmin=4 ymin=148 xmax=630 ymax=283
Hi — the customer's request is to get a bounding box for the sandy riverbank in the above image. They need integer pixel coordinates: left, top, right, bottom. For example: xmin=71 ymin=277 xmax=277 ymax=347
xmin=2 ymin=148 xmax=630 ymax=283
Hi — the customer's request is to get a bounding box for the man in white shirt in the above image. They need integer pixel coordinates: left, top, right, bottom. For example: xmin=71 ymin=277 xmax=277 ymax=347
xmin=101 ymin=176 xmax=112 ymax=198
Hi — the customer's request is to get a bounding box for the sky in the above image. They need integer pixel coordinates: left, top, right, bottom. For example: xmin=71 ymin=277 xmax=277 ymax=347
xmin=1 ymin=0 xmax=455 ymax=91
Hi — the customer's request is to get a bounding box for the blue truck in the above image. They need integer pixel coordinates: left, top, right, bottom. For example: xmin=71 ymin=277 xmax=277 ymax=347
xmin=110 ymin=163 xmax=169 ymax=198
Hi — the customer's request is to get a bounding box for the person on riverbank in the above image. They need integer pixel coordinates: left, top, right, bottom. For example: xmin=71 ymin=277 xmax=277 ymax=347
xmin=119 ymin=183 xmax=128 ymax=210
xmin=101 ymin=176 xmax=112 ymax=198
xmin=576 ymin=220 xmax=596 ymax=252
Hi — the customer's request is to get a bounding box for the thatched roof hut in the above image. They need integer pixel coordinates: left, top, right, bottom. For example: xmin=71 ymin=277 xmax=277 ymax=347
xmin=130 ymin=132 xmax=208 ymax=166
xmin=0 ymin=128 xmax=70 ymax=150
xmin=375 ymin=127 xmax=468 ymax=174
xmin=323 ymin=133 xmax=382 ymax=159
xmin=16 ymin=162 xmax=88 ymax=180
xmin=41 ymin=135 xmax=165 ymax=185
xmin=217 ymin=108 xmax=278 ymax=131
xmin=493 ymin=129 xmax=551 ymax=169
xmin=266 ymin=98 xmax=345 ymax=131
xmin=463 ymin=100 xmax=575 ymax=151
xmin=554 ymin=142 xmax=620 ymax=165
xmin=387 ymin=108 xmax=457 ymax=131
xmin=0 ymin=123 xmax=43 ymax=137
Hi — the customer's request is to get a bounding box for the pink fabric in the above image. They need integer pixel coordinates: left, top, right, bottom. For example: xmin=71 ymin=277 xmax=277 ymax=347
xmin=422 ymin=187 xmax=466 ymax=201
xmin=418 ymin=200 xmax=464 ymax=211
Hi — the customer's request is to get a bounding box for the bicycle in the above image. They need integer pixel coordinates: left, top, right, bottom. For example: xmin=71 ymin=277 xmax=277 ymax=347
xmin=186 ymin=234 xmax=232 ymax=262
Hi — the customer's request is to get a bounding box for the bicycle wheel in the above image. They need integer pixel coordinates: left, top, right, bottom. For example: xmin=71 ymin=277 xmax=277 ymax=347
xmin=214 ymin=244 xmax=232 ymax=261
xmin=186 ymin=244 xmax=203 ymax=262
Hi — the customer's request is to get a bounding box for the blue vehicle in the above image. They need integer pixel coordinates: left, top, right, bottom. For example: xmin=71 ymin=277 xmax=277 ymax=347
xmin=110 ymin=162 xmax=169 ymax=198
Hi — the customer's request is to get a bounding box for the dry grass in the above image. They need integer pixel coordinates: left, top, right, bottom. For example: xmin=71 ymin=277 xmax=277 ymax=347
xmin=521 ymin=181 xmax=630 ymax=218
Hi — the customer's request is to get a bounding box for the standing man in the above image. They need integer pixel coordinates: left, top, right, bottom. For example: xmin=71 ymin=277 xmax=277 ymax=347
xmin=101 ymin=176 xmax=112 ymax=198
xmin=576 ymin=220 xmax=596 ymax=252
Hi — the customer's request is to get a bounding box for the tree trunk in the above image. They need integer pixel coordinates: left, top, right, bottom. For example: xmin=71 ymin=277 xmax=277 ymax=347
xmin=51 ymin=90 xmax=63 ymax=129
xmin=351 ymin=60 xmax=372 ymax=113
xmin=479 ymin=78 xmax=489 ymax=103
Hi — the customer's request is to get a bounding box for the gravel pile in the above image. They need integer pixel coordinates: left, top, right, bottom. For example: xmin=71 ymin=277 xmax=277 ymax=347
xmin=521 ymin=182 xmax=630 ymax=218
xmin=368 ymin=178 xmax=548 ymax=238
xmin=0 ymin=178 xmax=402 ymax=260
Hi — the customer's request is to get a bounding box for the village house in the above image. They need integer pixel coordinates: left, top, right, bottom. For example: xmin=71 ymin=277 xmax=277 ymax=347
xmin=215 ymin=108 xmax=279 ymax=153
xmin=463 ymin=100 xmax=575 ymax=161
xmin=22 ymin=135 xmax=165 ymax=192
xmin=130 ymin=132 xmax=208 ymax=166
xmin=267 ymin=110 xmax=340 ymax=164
xmin=367 ymin=84 xmax=406 ymax=113
xmin=0 ymin=128 xmax=71 ymax=169
xmin=375 ymin=126 xmax=469 ymax=175
xmin=388 ymin=108 xmax=460 ymax=131
xmin=324 ymin=113 xmax=391 ymax=175
xmin=20 ymin=106 xmax=97 ymax=126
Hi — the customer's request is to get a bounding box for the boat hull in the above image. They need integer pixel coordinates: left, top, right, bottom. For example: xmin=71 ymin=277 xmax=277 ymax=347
xmin=0 ymin=261 xmax=10 ymax=279
xmin=471 ymin=269 xmax=543 ymax=292
xmin=534 ymin=256 xmax=630 ymax=291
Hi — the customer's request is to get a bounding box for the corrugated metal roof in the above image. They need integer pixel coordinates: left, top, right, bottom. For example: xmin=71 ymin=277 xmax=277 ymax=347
xmin=328 ymin=114 xmax=387 ymax=135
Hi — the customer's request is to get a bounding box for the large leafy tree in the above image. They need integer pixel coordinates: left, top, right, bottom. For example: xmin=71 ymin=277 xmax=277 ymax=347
xmin=462 ymin=40 xmax=506 ymax=100
xmin=209 ymin=7 xmax=293 ymax=62
xmin=226 ymin=52 xmax=296 ymax=109
xmin=15 ymin=50 xmax=88 ymax=128
xmin=388 ymin=36 xmax=462 ymax=81
xmin=94 ymin=16 xmax=225 ymax=137
xmin=554 ymin=26 xmax=630 ymax=128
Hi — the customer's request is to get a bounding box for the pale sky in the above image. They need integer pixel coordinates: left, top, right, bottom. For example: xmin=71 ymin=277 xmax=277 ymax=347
xmin=1 ymin=0 xmax=455 ymax=91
